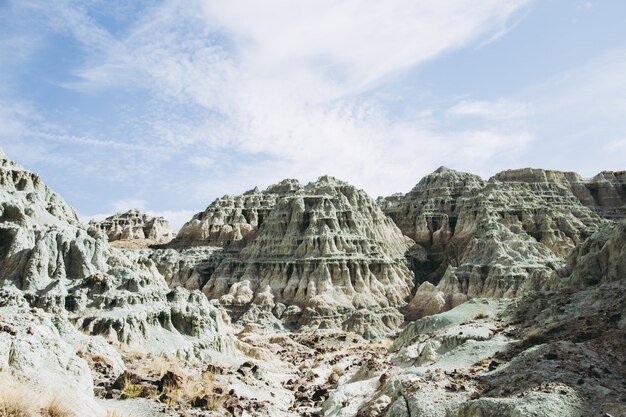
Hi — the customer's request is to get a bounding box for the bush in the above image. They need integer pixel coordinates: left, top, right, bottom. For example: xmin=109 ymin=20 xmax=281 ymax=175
xmin=0 ymin=384 xmax=35 ymax=417
xmin=40 ymin=398 xmax=73 ymax=417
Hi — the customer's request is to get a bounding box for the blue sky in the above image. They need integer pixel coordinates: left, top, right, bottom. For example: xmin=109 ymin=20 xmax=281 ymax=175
xmin=0 ymin=0 xmax=625 ymax=229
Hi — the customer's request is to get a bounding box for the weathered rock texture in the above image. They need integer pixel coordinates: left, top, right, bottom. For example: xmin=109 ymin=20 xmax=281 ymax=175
xmin=379 ymin=166 xmax=621 ymax=319
xmin=0 ymin=151 xmax=235 ymax=416
xmin=172 ymin=179 xmax=301 ymax=249
xmin=208 ymin=177 xmax=415 ymax=336
xmin=323 ymin=220 xmax=626 ymax=417
xmin=170 ymin=176 xmax=416 ymax=337
xmin=90 ymin=209 xmax=175 ymax=244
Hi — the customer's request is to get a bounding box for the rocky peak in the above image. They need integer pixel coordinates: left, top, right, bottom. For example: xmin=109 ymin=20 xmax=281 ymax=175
xmin=90 ymin=209 xmax=175 ymax=244
xmin=199 ymin=175 xmax=416 ymax=336
xmin=0 ymin=150 xmax=79 ymax=227
xmin=264 ymin=178 xmax=302 ymax=195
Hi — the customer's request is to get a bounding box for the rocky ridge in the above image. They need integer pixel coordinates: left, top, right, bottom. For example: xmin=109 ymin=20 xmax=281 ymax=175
xmin=172 ymin=176 xmax=417 ymax=337
xmin=91 ymin=209 xmax=175 ymax=246
xmin=0 ymin=152 xmax=238 ymax=416
xmin=379 ymin=166 xmax=622 ymax=318
xmin=322 ymin=219 xmax=626 ymax=417
xmin=0 ymin=150 xmax=624 ymax=417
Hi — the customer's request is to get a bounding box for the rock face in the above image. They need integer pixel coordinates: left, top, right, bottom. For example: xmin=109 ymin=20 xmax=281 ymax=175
xmin=0 ymin=152 xmax=235 ymax=416
xmin=379 ymin=167 xmax=616 ymax=318
xmin=172 ymin=179 xmax=301 ymax=249
xmin=208 ymin=176 xmax=416 ymax=336
xmin=171 ymin=176 xmax=416 ymax=337
xmin=90 ymin=209 xmax=175 ymax=244
xmin=324 ymin=220 xmax=626 ymax=417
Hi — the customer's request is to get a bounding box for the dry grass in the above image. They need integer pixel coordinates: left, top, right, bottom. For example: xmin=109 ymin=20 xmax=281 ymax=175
xmin=0 ymin=382 xmax=36 ymax=417
xmin=163 ymin=371 xmax=225 ymax=411
xmin=40 ymin=398 xmax=73 ymax=417
xmin=0 ymin=385 xmax=76 ymax=417
xmin=106 ymin=411 xmax=131 ymax=417
xmin=135 ymin=353 xmax=179 ymax=378
xmin=524 ymin=327 xmax=548 ymax=346
xmin=474 ymin=312 xmax=490 ymax=320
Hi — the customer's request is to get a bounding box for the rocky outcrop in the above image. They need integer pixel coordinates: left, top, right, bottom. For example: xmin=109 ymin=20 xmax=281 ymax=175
xmin=172 ymin=179 xmax=301 ymax=249
xmin=90 ymin=209 xmax=175 ymax=244
xmin=323 ymin=220 xmax=626 ymax=417
xmin=196 ymin=176 xmax=416 ymax=337
xmin=379 ymin=167 xmax=614 ymax=318
xmin=0 ymin=151 xmax=236 ymax=416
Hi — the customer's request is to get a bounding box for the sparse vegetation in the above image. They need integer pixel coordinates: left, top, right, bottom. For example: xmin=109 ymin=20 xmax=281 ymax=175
xmin=524 ymin=327 xmax=548 ymax=346
xmin=162 ymin=371 xmax=226 ymax=411
xmin=0 ymin=384 xmax=76 ymax=417
xmin=106 ymin=411 xmax=131 ymax=417
xmin=40 ymin=398 xmax=73 ymax=417
xmin=474 ymin=312 xmax=490 ymax=320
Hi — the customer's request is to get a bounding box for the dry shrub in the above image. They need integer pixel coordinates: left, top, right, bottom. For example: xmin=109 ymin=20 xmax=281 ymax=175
xmin=524 ymin=327 xmax=548 ymax=346
xmin=138 ymin=353 xmax=179 ymax=378
xmin=0 ymin=383 xmax=35 ymax=417
xmin=40 ymin=398 xmax=73 ymax=417
xmin=163 ymin=371 xmax=225 ymax=411
xmin=474 ymin=312 xmax=490 ymax=320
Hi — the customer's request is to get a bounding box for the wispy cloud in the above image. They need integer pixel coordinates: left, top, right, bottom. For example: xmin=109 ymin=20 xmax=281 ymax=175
xmin=2 ymin=0 xmax=536 ymax=207
xmin=54 ymin=0 xmax=531 ymax=194
xmin=448 ymin=99 xmax=532 ymax=121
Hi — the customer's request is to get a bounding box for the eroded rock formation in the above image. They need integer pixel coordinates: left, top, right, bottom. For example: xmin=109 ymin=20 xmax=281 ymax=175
xmin=324 ymin=219 xmax=626 ymax=417
xmin=90 ymin=209 xmax=175 ymax=245
xmin=0 ymin=152 xmax=236 ymax=416
xmin=379 ymin=166 xmax=619 ymax=318
xmin=172 ymin=179 xmax=301 ymax=248
xmin=200 ymin=176 xmax=416 ymax=337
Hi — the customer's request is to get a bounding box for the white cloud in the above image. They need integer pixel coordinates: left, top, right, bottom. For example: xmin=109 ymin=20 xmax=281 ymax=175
xmin=448 ymin=99 xmax=532 ymax=120
xmin=3 ymin=0 xmax=534 ymax=203
xmin=110 ymin=198 xmax=147 ymax=212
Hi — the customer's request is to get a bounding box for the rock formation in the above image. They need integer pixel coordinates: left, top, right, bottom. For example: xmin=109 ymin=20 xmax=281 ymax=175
xmin=90 ymin=209 xmax=175 ymax=245
xmin=379 ymin=166 xmax=619 ymax=318
xmin=0 ymin=152 xmax=236 ymax=416
xmin=172 ymin=179 xmax=301 ymax=248
xmin=324 ymin=219 xmax=626 ymax=417
xmin=199 ymin=176 xmax=416 ymax=337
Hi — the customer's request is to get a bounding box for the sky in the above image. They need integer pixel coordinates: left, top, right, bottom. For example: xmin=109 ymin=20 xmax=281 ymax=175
xmin=0 ymin=0 xmax=625 ymax=230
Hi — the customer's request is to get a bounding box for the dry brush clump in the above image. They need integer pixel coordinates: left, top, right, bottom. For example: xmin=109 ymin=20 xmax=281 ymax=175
xmin=0 ymin=387 xmax=34 ymax=417
xmin=113 ymin=353 xmax=227 ymax=413
xmin=0 ymin=383 xmax=74 ymax=417
xmin=162 ymin=371 xmax=227 ymax=411
xmin=39 ymin=398 xmax=73 ymax=417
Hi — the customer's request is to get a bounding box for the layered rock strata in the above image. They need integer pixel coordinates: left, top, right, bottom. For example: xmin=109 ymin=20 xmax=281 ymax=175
xmin=0 ymin=152 xmax=236 ymax=415
xmin=90 ymin=209 xmax=175 ymax=244
xmin=379 ymin=166 xmax=616 ymax=318
xmin=323 ymin=220 xmax=626 ymax=417
xmin=172 ymin=179 xmax=301 ymax=249
xmin=178 ymin=176 xmax=417 ymax=337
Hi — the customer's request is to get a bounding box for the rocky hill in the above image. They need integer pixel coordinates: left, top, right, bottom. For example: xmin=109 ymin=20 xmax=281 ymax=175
xmin=0 ymin=150 xmax=623 ymax=417
xmin=378 ymin=166 xmax=624 ymax=319
xmin=90 ymin=209 xmax=175 ymax=246
xmin=0 ymin=152 xmax=236 ymax=416
xmin=159 ymin=176 xmax=417 ymax=337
